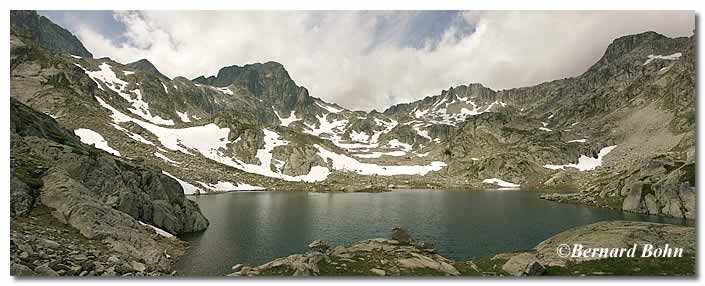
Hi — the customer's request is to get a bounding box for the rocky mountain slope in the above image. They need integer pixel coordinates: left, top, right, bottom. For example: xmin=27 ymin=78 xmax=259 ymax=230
xmin=9 ymin=12 xmax=695 ymax=220
xmin=10 ymin=96 xmax=209 ymax=276
xmin=10 ymin=10 xmax=92 ymax=57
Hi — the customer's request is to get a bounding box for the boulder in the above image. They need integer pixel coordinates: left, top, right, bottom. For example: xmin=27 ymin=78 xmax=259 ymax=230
xmin=501 ymin=252 xmax=545 ymax=276
xmin=534 ymin=221 xmax=695 ymax=267
xmin=34 ymin=264 xmax=60 ymax=276
xmin=391 ymin=227 xmax=412 ymax=245
xmin=370 ymin=268 xmax=386 ymax=276
xmin=397 ymin=252 xmax=460 ymax=276
xmin=10 ymin=176 xmax=35 ymax=216
xmin=10 ymin=263 xmax=36 ymax=276
xmin=308 ymin=240 xmax=329 ymax=253
xmin=231 ymin=264 xmax=243 ymax=272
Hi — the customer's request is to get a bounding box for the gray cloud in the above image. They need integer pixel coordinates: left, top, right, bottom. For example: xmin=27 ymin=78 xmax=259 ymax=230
xmin=70 ymin=11 xmax=693 ymax=111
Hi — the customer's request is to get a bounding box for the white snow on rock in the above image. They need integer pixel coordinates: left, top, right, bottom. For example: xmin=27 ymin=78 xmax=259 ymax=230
xmin=315 ymin=101 xmax=344 ymax=113
xmin=544 ymin=145 xmax=617 ymax=171
xmin=350 ymin=130 xmax=370 ymax=143
xmin=547 ymin=114 xmax=555 ymax=119
xmin=70 ymin=54 xmax=82 ymax=59
xmin=416 ymin=152 xmax=430 ymax=157
xmin=162 ymin=171 xmax=203 ymax=195
xmin=77 ymin=62 xmax=174 ymax=126
xmin=217 ymin=87 xmax=233 ymax=95
xmin=538 ymin=127 xmax=552 ymax=132
xmin=571 ymin=122 xmax=579 ymax=127
xmin=409 ymin=122 xmax=432 ymax=140
xmin=123 ymin=71 xmax=135 ymax=76
xmin=541 ymin=122 xmax=549 ymax=127
xmin=369 ymin=118 xmax=398 ymax=144
xmin=154 ymin=152 xmax=179 ymax=164
xmin=387 ymin=139 xmax=413 ymax=152
xmin=413 ymin=96 xmax=501 ymax=126
xmin=196 ymin=181 xmax=265 ymax=192
xmin=161 ymin=82 xmax=169 ymax=93
xmin=97 ymin=96 xmax=446 ymax=182
xmin=354 ymin=150 xmax=406 ymax=158
xmin=567 ymin=139 xmax=587 ymax=143
xmin=110 ymin=123 xmax=154 ymax=145
xmin=74 ymin=128 xmax=121 ymax=156
xmin=138 ymin=221 xmax=174 ymax=238
xmin=176 ymin=110 xmax=191 ymax=123
xmin=315 ymin=145 xmax=446 ymax=176
xmin=273 ymin=108 xmax=299 ymax=127
xmin=482 ymin=178 xmax=520 ymax=188
xmin=413 ymin=108 xmax=429 ymax=119
xmin=643 ymin=53 xmax=682 ymax=65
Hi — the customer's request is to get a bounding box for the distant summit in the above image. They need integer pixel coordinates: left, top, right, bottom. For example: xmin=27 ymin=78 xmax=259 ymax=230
xmin=10 ymin=10 xmax=93 ymax=58
xmin=127 ymin=59 xmax=170 ymax=80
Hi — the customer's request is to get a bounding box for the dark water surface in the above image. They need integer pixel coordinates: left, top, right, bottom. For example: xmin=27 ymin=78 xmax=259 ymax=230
xmin=176 ymin=189 xmax=690 ymax=276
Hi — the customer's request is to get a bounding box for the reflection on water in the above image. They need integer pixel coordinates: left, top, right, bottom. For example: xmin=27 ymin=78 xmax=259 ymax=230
xmin=176 ymin=190 xmax=691 ymax=276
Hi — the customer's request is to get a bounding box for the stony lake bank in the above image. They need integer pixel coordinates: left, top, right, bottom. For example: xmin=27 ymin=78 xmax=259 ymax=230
xmin=225 ymin=221 xmax=696 ymax=277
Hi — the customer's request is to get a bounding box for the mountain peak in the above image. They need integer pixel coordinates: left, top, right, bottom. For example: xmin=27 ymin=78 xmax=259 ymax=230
xmin=192 ymin=61 xmax=294 ymax=88
xmin=126 ymin=59 xmax=169 ymax=80
xmin=10 ymin=10 xmax=93 ymax=58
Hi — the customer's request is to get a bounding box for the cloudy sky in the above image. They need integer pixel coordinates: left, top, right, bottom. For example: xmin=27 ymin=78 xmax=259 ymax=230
xmin=40 ymin=11 xmax=694 ymax=111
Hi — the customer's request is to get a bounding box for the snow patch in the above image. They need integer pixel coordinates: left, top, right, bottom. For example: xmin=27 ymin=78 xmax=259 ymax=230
xmin=350 ymin=130 xmax=370 ymax=143
xmin=315 ymin=145 xmax=446 ymax=176
xmin=538 ymin=127 xmax=552 ymax=132
xmin=110 ymin=124 xmax=154 ymax=145
xmin=74 ymin=128 xmax=121 ymax=156
xmin=154 ymin=152 xmax=179 ymax=164
xmin=77 ymin=63 xmax=174 ymax=126
xmin=273 ymin=108 xmax=299 ymax=127
xmin=543 ymin=145 xmax=617 ymax=171
xmin=643 ymin=53 xmax=682 ymax=65
xmin=315 ymin=101 xmax=344 ymax=113
xmin=162 ymin=171 xmax=202 ymax=195
xmin=217 ymin=87 xmax=233 ymax=95
xmin=176 ymin=110 xmax=191 ymax=123
xmin=567 ymin=139 xmax=587 ymax=143
xmin=138 ymin=221 xmax=174 ymax=238
xmin=197 ymin=181 xmax=265 ymax=192
xmin=482 ymin=178 xmax=520 ymax=188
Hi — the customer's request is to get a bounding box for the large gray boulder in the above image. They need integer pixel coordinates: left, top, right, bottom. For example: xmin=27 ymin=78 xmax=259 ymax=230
xmin=40 ymin=170 xmax=185 ymax=271
xmin=534 ymin=221 xmax=695 ymax=267
xmin=10 ymin=176 xmax=35 ymax=216
xmin=501 ymin=252 xmax=545 ymax=276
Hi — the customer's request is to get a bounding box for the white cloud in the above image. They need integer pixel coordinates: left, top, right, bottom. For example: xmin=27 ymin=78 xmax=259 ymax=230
xmin=74 ymin=11 xmax=693 ymax=111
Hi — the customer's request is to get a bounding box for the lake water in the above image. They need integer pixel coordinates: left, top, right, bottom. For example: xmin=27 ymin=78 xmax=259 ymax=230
xmin=175 ymin=189 xmax=691 ymax=276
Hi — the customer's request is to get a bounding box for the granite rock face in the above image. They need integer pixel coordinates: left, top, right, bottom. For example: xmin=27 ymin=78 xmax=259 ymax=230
xmin=10 ymin=10 xmax=93 ymax=57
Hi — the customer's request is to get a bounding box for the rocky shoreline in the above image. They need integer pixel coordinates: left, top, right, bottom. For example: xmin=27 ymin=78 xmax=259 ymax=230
xmin=226 ymin=221 xmax=695 ymax=277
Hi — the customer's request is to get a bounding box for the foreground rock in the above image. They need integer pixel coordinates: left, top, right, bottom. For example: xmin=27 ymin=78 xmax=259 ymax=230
xmin=10 ymin=97 xmax=210 ymax=276
xmin=533 ymin=220 xmax=695 ymax=268
xmin=228 ymin=228 xmax=460 ymax=276
xmin=228 ymin=222 xmax=695 ymax=277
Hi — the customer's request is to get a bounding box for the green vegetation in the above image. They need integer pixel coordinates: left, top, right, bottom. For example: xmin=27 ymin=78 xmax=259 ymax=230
xmin=544 ymin=256 xmax=695 ymax=276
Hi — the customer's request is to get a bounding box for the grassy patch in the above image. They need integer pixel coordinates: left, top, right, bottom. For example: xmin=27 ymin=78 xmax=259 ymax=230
xmin=544 ymin=256 xmax=695 ymax=276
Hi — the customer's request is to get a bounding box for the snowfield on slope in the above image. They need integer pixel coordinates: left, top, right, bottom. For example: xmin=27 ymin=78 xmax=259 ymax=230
xmin=643 ymin=53 xmax=682 ymax=65
xmin=74 ymin=128 xmax=122 ymax=156
xmin=482 ymin=178 xmax=520 ymax=188
xmin=77 ymin=62 xmax=175 ymax=126
xmin=96 ymin=96 xmax=447 ymax=184
xmin=544 ymin=145 xmax=617 ymax=171
xmin=138 ymin=221 xmax=174 ymax=238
